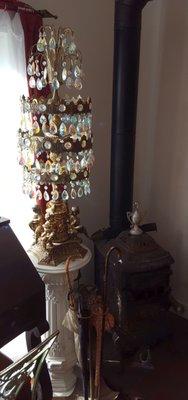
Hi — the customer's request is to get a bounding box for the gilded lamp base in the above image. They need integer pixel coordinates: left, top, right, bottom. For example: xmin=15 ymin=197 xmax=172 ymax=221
xmin=29 ymin=199 xmax=88 ymax=266
xmin=30 ymin=239 xmax=87 ymax=266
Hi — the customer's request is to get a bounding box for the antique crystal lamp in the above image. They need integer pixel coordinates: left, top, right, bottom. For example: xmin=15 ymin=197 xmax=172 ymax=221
xmin=18 ymin=26 xmax=94 ymax=266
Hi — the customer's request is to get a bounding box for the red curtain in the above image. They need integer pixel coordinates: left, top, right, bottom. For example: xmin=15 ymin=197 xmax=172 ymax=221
xmin=19 ymin=10 xmax=42 ymax=65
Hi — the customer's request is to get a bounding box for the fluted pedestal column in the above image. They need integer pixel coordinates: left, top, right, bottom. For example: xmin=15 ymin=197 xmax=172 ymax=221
xmin=30 ymin=246 xmax=92 ymax=398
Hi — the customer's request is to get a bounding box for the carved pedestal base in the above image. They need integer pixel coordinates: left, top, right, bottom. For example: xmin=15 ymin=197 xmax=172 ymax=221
xmin=29 ymin=246 xmax=92 ymax=397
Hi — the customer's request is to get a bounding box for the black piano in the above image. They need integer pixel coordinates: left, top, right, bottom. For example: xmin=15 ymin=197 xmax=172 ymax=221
xmin=0 ymin=217 xmax=52 ymax=399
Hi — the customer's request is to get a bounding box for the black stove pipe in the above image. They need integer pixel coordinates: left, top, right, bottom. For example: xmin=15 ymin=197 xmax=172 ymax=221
xmin=109 ymin=0 xmax=151 ymax=237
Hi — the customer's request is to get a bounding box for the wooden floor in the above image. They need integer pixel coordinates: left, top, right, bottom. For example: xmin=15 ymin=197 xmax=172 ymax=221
xmin=55 ymin=313 xmax=188 ymax=400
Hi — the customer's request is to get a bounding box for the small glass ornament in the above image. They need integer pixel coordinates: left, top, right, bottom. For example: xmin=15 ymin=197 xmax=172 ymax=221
xmin=44 ymin=190 xmax=50 ymax=201
xmin=59 ymin=122 xmax=67 ymax=136
xmin=51 ymin=190 xmax=59 ymax=201
xmin=29 ymin=76 xmax=36 ymax=89
xmin=62 ymin=68 xmax=67 ymax=81
xmin=71 ymin=188 xmax=77 ymax=199
xmin=62 ymin=189 xmax=69 ymax=201
xmin=36 ymin=78 xmax=43 ymax=91
xmin=78 ymin=187 xmax=83 ymax=198
xmin=49 ymin=31 xmax=56 ymax=50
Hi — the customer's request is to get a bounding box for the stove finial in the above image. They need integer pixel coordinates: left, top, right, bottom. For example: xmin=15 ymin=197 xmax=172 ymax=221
xmin=127 ymin=201 xmax=143 ymax=235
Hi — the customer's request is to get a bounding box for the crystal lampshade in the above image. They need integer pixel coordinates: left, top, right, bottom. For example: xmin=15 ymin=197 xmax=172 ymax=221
xmin=18 ymin=25 xmax=94 ymax=265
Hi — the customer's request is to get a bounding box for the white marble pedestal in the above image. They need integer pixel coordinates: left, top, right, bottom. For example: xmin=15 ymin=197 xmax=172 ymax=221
xmin=30 ymin=247 xmax=92 ymax=398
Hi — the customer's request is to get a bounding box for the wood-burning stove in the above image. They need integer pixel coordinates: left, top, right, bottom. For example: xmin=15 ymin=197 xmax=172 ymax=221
xmin=94 ymin=230 xmax=174 ymax=353
xmin=94 ymin=0 xmax=175 ymax=353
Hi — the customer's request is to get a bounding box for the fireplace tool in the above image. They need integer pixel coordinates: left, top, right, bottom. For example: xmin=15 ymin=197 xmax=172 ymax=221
xmin=90 ymin=246 xmax=122 ymax=400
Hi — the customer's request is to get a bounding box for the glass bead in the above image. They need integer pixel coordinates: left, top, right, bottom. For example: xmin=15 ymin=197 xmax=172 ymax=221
xmin=78 ymin=104 xmax=83 ymax=112
xmin=70 ymin=172 xmax=77 ymax=180
xmin=59 ymin=104 xmax=66 ymax=112
xmin=82 ymin=140 xmax=87 ymax=148
xmin=39 ymin=104 xmax=46 ymax=112
xmin=44 ymin=141 xmax=52 ymax=150
xmin=51 ymin=174 xmax=59 ymax=182
xmin=74 ymin=78 xmax=82 ymax=90
xmin=64 ymin=142 xmax=72 ymax=150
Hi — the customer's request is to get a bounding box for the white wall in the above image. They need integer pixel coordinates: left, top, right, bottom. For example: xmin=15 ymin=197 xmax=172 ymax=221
xmin=28 ymin=1 xmax=188 ymax=305
xmin=135 ymin=0 xmax=188 ymax=307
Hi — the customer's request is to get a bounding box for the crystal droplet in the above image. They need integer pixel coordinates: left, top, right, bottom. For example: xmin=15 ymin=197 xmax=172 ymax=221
xmin=37 ymin=36 xmax=45 ymax=52
xmin=52 ymin=77 xmax=60 ymax=91
xmin=78 ymin=187 xmax=83 ymax=198
xmin=62 ymin=190 xmax=69 ymax=201
xmin=50 ymin=121 xmax=58 ymax=135
xmin=52 ymin=190 xmax=59 ymax=201
xmin=66 ymin=77 xmax=73 ymax=89
xmin=49 ymin=35 xmax=56 ymax=50
xmin=44 ymin=190 xmax=50 ymax=201
xmin=45 ymin=160 xmax=51 ymax=172
xmin=43 ymin=67 xmax=47 ymax=80
xmin=67 ymin=159 xmax=74 ymax=172
xmin=33 ymin=120 xmax=40 ymax=134
xmin=36 ymin=78 xmax=43 ymax=91
xmin=75 ymin=161 xmax=80 ymax=173
xmin=74 ymin=65 xmax=81 ymax=78
xmin=27 ymin=63 xmax=33 ymax=76
xmin=62 ymin=68 xmax=67 ymax=81
xmin=36 ymin=189 xmax=43 ymax=200
xmin=41 ymin=77 xmax=47 ymax=87
xmin=40 ymin=114 xmax=47 ymax=124
xmin=71 ymin=115 xmax=77 ymax=125
xmin=29 ymin=76 xmax=36 ymax=89
xmin=59 ymin=122 xmax=67 ymax=136
xmin=71 ymin=188 xmax=77 ymax=199
xmin=69 ymin=124 xmax=76 ymax=137
xmin=69 ymin=42 xmax=76 ymax=54
xmin=81 ymin=158 xmax=87 ymax=168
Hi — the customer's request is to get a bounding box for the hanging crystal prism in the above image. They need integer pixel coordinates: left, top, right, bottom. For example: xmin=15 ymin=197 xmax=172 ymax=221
xmin=71 ymin=188 xmax=77 ymax=199
xmin=59 ymin=122 xmax=67 ymax=136
xmin=29 ymin=76 xmax=36 ymax=89
xmin=44 ymin=190 xmax=50 ymax=201
xmin=62 ymin=190 xmax=69 ymax=201
xmin=36 ymin=78 xmax=43 ymax=91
